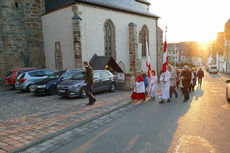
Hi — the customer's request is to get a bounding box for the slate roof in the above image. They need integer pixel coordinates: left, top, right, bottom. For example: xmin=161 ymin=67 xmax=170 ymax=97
xmin=45 ymin=0 xmax=159 ymax=18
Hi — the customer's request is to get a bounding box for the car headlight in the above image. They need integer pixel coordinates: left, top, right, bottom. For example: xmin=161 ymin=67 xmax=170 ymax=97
xmin=37 ymin=85 xmax=46 ymax=88
xmin=69 ymin=84 xmax=81 ymax=89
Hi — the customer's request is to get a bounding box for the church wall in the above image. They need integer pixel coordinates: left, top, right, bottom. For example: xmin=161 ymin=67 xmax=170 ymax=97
xmin=42 ymin=7 xmax=75 ymax=70
xmin=42 ymin=3 xmax=157 ymax=73
xmin=79 ymin=3 xmax=157 ymax=73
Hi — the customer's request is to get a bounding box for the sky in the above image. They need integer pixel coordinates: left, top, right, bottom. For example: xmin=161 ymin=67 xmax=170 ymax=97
xmin=149 ymin=0 xmax=230 ymax=43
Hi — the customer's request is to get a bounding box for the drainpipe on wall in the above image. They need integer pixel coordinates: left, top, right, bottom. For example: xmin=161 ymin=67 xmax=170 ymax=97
xmin=156 ymin=19 xmax=159 ymax=75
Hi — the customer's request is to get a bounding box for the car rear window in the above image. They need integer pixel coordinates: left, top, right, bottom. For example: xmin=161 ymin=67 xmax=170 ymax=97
xmin=17 ymin=73 xmax=25 ymax=80
xmin=29 ymin=71 xmax=44 ymax=77
xmin=100 ymin=71 xmax=112 ymax=78
xmin=210 ymin=67 xmax=217 ymax=69
xmin=6 ymin=71 xmax=14 ymax=77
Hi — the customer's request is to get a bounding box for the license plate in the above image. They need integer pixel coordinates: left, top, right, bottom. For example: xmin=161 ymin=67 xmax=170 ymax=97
xmin=30 ymin=88 xmax=36 ymax=92
xmin=59 ymin=90 xmax=65 ymax=93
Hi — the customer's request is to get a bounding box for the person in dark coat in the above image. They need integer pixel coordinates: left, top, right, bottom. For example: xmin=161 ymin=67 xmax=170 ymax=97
xmin=83 ymin=61 xmax=96 ymax=105
xmin=181 ymin=65 xmax=192 ymax=102
xmin=197 ymin=68 xmax=204 ymax=87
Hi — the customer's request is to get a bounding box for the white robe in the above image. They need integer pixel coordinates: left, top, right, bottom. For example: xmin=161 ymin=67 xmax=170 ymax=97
xmin=161 ymin=71 xmax=171 ymax=100
xmin=149 ymin=75 xmax=158 ymax=97
xmin=134 ymin=81 xmax=145 ymax=93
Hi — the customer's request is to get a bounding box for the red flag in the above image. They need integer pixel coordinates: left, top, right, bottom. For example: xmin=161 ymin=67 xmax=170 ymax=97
xmin=146 ymin=40 xmax=151 ymax=77
xmin=162 ymin=32 xmax=168 ymax=72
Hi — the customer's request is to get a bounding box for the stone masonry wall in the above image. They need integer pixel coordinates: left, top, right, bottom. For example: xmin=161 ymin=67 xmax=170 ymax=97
xmin=0 ymin=0 xmax=45 ymax=79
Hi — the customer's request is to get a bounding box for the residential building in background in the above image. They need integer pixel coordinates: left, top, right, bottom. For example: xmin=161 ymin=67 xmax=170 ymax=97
xmin=225 ymin=19 xmax=230 ymax=73
xmin=167 ymin=42 xmax=203 ymax=67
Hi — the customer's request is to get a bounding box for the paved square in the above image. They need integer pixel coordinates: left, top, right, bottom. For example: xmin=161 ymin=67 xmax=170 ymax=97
xmin=0 ymin=86 xmax=132 ymax=152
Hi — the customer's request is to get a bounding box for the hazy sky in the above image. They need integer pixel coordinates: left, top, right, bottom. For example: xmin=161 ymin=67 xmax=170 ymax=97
xmin=149 ymin=0 xmax=230 ymax=43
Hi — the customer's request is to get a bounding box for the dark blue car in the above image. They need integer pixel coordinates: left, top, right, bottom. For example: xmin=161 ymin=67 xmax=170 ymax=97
xmin=30 ymin=69 xmax=80 ymax=95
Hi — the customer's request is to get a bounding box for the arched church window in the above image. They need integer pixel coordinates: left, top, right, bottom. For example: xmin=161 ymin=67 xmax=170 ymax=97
xmin=11 ymin=0 xmax=19 ymax=8
xmin=104 ymin=20 xmax=116 ymax=60
xmin=141 ymin=25 xmax=149 ymax=57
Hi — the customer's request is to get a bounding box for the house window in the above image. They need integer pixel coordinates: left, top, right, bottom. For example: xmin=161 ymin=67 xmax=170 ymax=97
xmin=104 ymin=20 xmax=116 ymax=60
xmin=141 ymin=25 xmax=149 ymax=57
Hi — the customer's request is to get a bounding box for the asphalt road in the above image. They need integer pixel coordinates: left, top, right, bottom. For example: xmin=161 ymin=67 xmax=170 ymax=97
xmin=53 ymin=71 xmax=230 ymax=153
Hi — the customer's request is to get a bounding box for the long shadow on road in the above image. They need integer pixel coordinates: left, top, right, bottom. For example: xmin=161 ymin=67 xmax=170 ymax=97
xmin=54 ymin=90 xmax=196 ymax=153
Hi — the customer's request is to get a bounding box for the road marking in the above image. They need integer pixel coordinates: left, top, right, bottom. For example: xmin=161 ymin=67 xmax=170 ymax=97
xmin=123 ymin=135 xmax=139 ymax=153
xmin=174 ymin=135 xmax=216 ymax=153
xmin=71 ymin=122 xmax=121 ymax=153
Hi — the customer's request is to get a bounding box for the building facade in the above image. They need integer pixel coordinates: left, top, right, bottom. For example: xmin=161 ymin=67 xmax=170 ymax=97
xmin=157 ymin=26 xmax=163 ymax=74
xmin=42 ymin=0 xmax=159 ymax=74
xmin=225 ymin=19 xmax=230 ymax=73
xmin=0 ymin=0 xmax=45 ymax=79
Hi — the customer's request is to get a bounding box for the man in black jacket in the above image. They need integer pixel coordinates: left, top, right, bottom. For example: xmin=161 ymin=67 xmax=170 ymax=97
xmin=83 ymin=61 xmax=96 ymax=105
xmin=181 ymin=65 xmax=192 ymax=102
xmin=197 ymin=68 xmax=204 ymax=87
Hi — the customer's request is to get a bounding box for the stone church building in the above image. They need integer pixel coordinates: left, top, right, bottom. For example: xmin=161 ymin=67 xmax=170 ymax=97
xmin=0 ymin=0 xmax=45 ymax=79
xmin=42 ymin=0 xmax=159 ymax=73
xmin=0 ymin=0 xmax=161 ymax=80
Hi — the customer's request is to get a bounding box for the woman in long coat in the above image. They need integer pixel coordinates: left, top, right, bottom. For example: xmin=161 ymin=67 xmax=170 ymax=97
xmin=131 ymin=71 xmax=145 ymax=101
xmin=149 ymin=70 xmax=158 ymax=100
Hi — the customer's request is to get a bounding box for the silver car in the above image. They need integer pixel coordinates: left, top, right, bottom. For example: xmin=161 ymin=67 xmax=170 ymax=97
xmin=15 ymin=69 xmax=54 ymax=92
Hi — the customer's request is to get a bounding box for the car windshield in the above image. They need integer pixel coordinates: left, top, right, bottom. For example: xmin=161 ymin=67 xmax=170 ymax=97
xmin=72 ymin=72 xmax=85 ymax=80
xmin=47 ymin=71 xmax=64 ymax=79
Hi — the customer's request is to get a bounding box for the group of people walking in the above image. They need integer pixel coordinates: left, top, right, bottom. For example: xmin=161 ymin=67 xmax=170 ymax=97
xmin=131 ymin=65 xmax=204 ymax=103
xmin=82 ymin=60 xmax=204 ymax=106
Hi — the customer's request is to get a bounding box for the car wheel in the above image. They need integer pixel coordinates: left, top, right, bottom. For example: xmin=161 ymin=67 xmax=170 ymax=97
xmin=227 ymin=87 xmax=230 ymax=103
xmin=110 ymin=83 xmax=116 ymax=92
xmin=80 ymin=87 xmax=87 ymax=98
xmin=48 ymin=86 xmax=57 ymax=95
xmin=26 ymin=84 xmax=31 ymax=92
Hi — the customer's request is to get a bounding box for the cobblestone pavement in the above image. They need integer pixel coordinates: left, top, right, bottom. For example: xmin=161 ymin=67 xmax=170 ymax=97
xmin=21 ymin=103 xmax=140 ymax=153
xmin=0 ymin=86 xmax=134 ymax=153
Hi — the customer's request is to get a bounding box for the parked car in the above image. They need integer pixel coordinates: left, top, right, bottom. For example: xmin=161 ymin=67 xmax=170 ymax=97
xmin=226 ymin=80 xmax=230 ymax=103
xmin=15 ymin=69 xmax=55 ymax=92
xmin=208 ymin=65 xmax=218 ymax=74
xmin=57 ymin=70 xmax=116 ymax=98
xmin=4 ymin=68 xmax=38 ymax=88
xmin=30 ymin=69 xmax=81 ymax=95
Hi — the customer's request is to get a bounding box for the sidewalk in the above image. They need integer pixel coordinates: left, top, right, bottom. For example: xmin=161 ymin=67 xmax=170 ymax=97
xmin=0 ymin=89 xmax=132 ymax=153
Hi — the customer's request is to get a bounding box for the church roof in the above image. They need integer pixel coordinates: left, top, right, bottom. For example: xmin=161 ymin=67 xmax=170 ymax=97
xmin=45 ymin=0 xmax=159 ymax=18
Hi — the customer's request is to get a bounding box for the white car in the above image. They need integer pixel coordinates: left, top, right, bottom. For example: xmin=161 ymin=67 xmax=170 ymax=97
xmin=208 ymin=65 xmax=218 ymax=74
